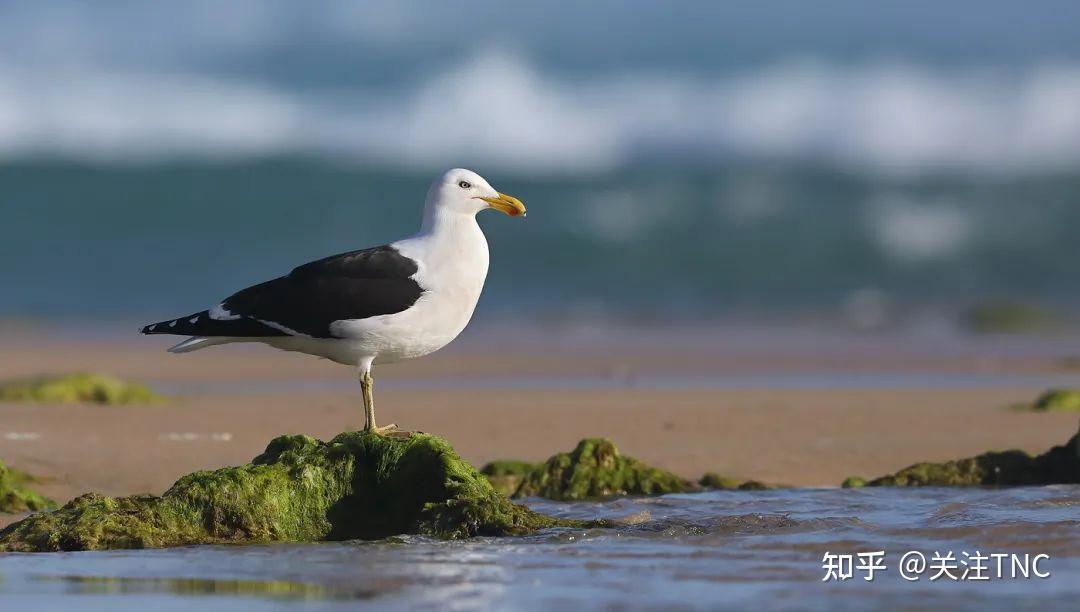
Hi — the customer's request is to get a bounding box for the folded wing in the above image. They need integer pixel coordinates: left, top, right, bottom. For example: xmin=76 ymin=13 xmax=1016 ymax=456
xmin=141 ymin=245 xmax=424 ymax=339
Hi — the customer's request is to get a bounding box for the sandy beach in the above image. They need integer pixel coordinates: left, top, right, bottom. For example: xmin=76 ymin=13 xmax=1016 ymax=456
xmin=2 ymin=323 xmax=1078 ymax=521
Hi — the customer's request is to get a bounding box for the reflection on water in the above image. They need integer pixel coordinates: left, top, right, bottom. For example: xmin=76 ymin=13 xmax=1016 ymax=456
xmin=37 ymin=575 xmax=370 ymax=600
xmin=0 ymin=486 xmax=1078 ymax=610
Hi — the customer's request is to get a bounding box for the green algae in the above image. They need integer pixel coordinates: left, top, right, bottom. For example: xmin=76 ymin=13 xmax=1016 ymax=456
xmin=698 ymin=473 xmax=742 ymax=490
xmin=964 ymin=301 xmax=1059 ymax=334
xmin=698 ymin=473 xmax=772 ymax=491
xmin=0 ymin=460 xmax=56 ymax=513
xmin=0 ymin=373 xmax=163 ymax=405
xmin=0 ymin=432 xmax=598 ymax=552
xmin=861 ymin=426 xmax=1080 ymax=487
xmin=1030 ymin=389 xmax=1080 ymax=413
xmin=841 ymin=476 xmax=867 ymax=489
xmin=480 ymin=460 xmax=538 ymax=497
xmin=512 ymin=438 xmax=695 ymax=501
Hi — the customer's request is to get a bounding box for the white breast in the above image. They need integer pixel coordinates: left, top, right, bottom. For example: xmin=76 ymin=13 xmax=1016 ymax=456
xmin=328 ymin=216 xmax=489 ymax=364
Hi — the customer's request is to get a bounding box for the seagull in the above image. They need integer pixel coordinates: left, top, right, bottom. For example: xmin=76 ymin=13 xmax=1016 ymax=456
xmin=141 ymin=169 xmax=526 ymax=434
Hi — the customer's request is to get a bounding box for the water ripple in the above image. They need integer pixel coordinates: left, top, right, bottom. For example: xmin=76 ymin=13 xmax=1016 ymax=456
xmin=0 ymin=486 xmax=1077 ymax=610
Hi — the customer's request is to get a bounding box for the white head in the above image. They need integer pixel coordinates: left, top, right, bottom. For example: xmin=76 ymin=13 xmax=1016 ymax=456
xmin=424 ymin=168 xmax=526 ymax=219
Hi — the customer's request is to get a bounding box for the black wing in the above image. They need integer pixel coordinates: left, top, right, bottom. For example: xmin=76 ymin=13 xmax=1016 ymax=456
xmin=141 ymin=245 xmax=423 ymax=339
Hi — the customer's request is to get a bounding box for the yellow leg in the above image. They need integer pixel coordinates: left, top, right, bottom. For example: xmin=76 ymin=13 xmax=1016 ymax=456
xmin=359 ymin=369 xmax=397 ymax=435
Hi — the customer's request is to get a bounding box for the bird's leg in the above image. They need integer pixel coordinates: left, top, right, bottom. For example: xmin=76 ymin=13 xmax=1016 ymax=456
xmin=360 ymin=369 xmax=375 ymax=429
xmin=359 ymin=368 xmax=397 ymax=435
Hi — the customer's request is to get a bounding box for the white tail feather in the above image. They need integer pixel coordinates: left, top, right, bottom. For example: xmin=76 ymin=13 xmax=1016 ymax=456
xmin=167 ymin=336 xmax=230 ymax=353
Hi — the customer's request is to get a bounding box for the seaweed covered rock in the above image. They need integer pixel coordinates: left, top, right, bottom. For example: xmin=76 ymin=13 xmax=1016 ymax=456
xmin=480 ymin=460 xmax=538 ymax=497
xmin=699 ymin=473 xmax=742 ymax=490
xmin=0 ymin=432 xmax=595 ymax=552
xmin=733 ymin=480 xmax=771 ymax=491
xmin=840 ymin=476 xmax=867 ymax=489
xmin=964 ymin=301 xmax=1058 ymax=334
xmin=0 ymin=373 xmax=162 ymax=405
xmin=0 ymin=460 xmax=55 ymax=513
xmin=863 ymin=426 xmax=1080 ymax=487
xmin=698 ymin=473 xmax=773 ymax=491
xmin=513 ymin=438 xmax=695 ymax=500
xmin=1030 ymin=389 xmax=1080 ymax=413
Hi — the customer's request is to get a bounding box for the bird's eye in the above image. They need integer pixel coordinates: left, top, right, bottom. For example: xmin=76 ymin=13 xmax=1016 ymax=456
xmin=458 ymin=180 xmax=472 ymax=189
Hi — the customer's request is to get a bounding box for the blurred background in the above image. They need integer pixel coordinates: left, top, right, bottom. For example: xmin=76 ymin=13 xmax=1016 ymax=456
xmin=3 ymin=0 xmax=1080 ymax=334
xmin=5 ymin=5 xmax=1080 ymax=607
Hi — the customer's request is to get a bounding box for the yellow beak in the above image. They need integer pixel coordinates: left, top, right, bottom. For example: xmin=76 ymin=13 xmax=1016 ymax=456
xmin=480 ymin=193 xmax=527 ymax=217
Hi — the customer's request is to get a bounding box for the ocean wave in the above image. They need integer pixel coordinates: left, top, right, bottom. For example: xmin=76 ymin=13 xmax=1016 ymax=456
xmin=3 ymin=52 xmax=1080 ymax=173
xmin=867 ymin=195 xmax=974 ymax=263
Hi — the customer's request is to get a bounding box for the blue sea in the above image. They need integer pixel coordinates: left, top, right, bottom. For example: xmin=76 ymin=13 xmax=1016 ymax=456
xmin=3 ymin=1 xmax=1080 ymax=320
xmin=5 ymin=161 xmax=1080 ymax=321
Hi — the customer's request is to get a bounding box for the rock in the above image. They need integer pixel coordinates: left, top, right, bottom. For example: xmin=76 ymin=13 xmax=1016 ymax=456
xmin=1031 ymin=389 xmax=1080 ymax=413
xmin=512 ymin=438 xmax=696 ymax=501
xmin=863 ymin=424 xmax=1080 ymax=487
xmin=698 ymin=473 xmax=742 ymax=490
xmin=698 ymin=473 xmax=773 ymax=491
xmin=479 ymin=460 xmax=537 ymax=497
xmin=0 ymin=432 xmax=598 ymax=552
xmin=0 ymin=373 xmax=163 ymax=405
xmin=0 ymin=460 xmax=55 ymax=513
xmin=841 ymin=476 xmax=866 ymax=488
xmin=963 ymin=302 xmax=1058 ymax=334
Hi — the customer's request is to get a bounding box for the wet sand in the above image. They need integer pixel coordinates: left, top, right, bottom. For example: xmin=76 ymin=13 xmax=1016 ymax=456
xmin=2 ymin=325 xmax=1079 ymax=521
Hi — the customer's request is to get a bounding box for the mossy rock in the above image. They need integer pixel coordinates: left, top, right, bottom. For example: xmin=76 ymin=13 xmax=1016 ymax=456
xmin=699 ymin=473 xmax=742 ymax=490
xmin=0 ymin=373 xmax=163 ymax=405
xmin=1031 ymin=389 xmax=1080 ymax=413
xmin=512 ymin=438 xmax=696 ymax=500
xmin=0 ymin=460 xmax=56 ymax=513
xmin=0 ymin=432 xmax=601 ymax=552
xmin=841 ymin=476 xmax=866 ymax=489
xmin=698 ymin=473 xmax=772 ymax=491
xmin=480 ymin=460 xmax=538 ymax=497
xmin=964 ymin=302 xmax=1058 ymax=334
xmin=863 ymin=427 xmax=1080 ymax=487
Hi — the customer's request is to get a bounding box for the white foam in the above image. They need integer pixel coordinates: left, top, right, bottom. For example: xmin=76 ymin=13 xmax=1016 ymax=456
xmin=3 ymin=52 xmax=1080 ymax=173
xmin=583 ymin=188 xmax=677 ymax=243
xmin=867 ymin=195 xmax=973 ymax=263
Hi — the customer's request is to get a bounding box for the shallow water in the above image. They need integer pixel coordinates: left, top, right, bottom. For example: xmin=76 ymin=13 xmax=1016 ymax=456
xmin=7 ymin=159 xmax=1080 ymax=320
xmin=1 ymin=487 xmax=1077 ymax=611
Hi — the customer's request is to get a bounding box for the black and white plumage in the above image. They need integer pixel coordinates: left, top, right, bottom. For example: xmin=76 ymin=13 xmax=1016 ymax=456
xmin=142 ymin=245 xmax=423 ymax=341
xmin=142 ymin=168 xmax=526 ymax=433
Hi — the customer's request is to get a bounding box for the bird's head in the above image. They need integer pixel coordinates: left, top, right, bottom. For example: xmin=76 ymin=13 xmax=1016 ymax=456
xmin=426 ymin=168 xmax=526 ymax=218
